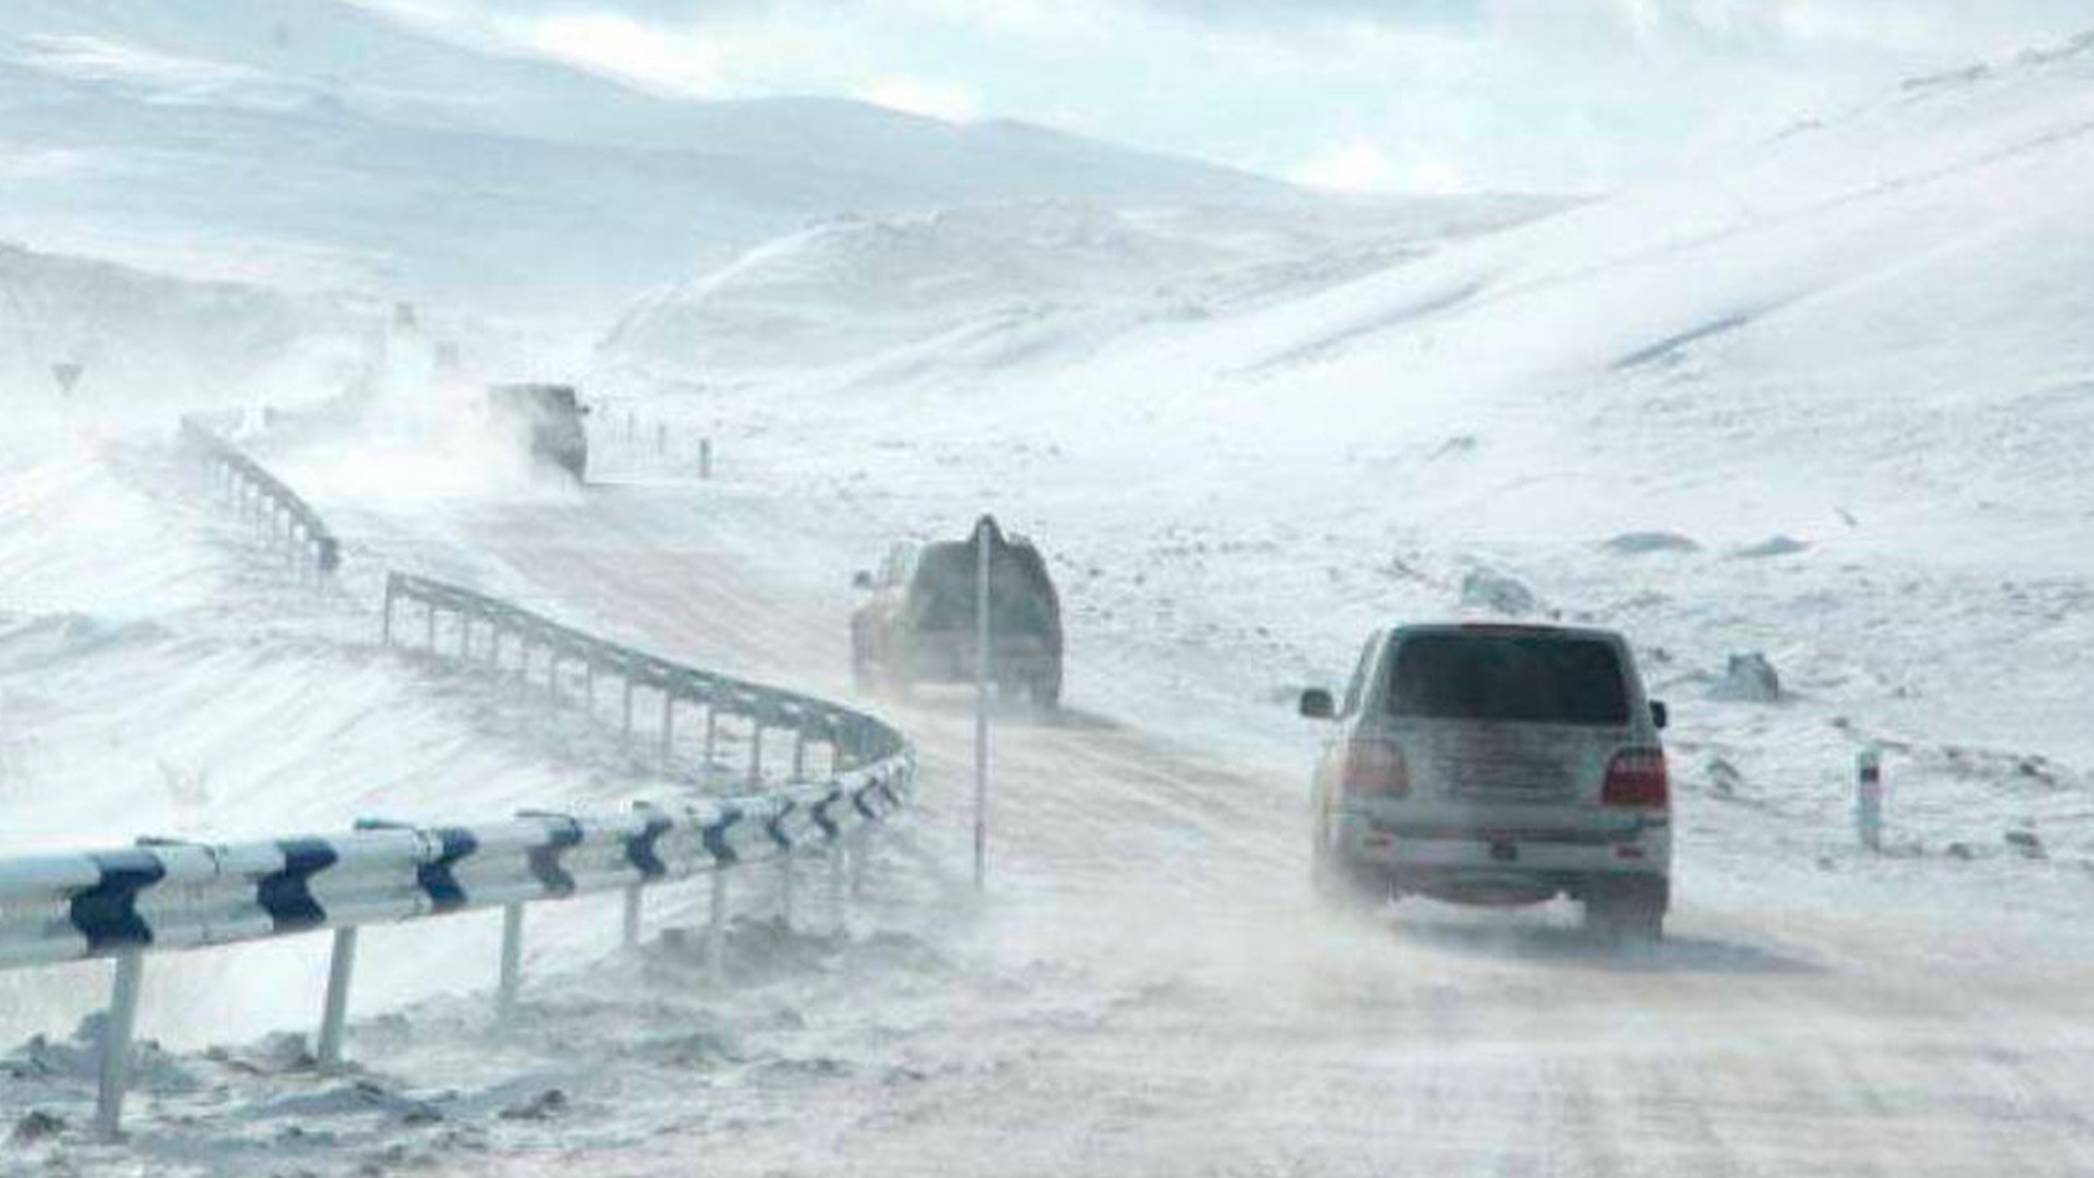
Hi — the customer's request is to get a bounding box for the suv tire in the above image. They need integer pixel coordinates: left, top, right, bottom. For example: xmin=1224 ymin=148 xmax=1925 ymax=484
xmin=1583 ymin=876 xmax=1667 ymax=943
xmin=1031 ymin=675 xmax=1061 ymax=715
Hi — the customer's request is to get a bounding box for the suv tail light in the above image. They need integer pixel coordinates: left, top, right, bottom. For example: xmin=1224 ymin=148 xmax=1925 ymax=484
xmin=1342 ymin=740 xmax=1409 ymax=800
xmin=1602 ymin=748 xmax=1669 ymax=808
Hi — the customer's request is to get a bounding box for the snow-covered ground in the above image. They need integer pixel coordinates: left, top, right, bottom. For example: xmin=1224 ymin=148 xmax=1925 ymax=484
xmin=593 ymin=30 xmax=2094 ymax=872
xmin=0 ymin=418 xmax=742 ymax=1060
xmin=0 ymin=242 xmax=375 ymax=410
xmin=3 ymin=17 xmax=2094 ymax=1178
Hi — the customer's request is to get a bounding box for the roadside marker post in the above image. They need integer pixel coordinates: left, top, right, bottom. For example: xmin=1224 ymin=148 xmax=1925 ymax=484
xmin=1857 ymin=748 xmax=1884 ymax=851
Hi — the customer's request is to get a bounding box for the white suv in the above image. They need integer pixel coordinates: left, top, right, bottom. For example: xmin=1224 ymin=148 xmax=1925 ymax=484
xmin=1301 ymin=623 xmax=1672 ymax=939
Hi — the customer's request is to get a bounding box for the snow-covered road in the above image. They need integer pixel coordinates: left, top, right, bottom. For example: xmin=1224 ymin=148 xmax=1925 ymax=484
xmin=375 ymin=484 xmax=2094 ymax=1177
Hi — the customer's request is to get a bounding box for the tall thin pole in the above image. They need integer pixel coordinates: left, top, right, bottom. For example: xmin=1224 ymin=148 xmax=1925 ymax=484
xmin=973 ymin=515 xmax=992 ymax=892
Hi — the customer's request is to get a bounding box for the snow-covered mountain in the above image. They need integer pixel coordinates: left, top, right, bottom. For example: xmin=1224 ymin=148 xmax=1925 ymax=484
xmin=599 ymin=196 xmax=1569 ymax=374
xmin=8 ymin=25 xmax=2094 ymax=1177
xmin=0 ymin=0 xmax=1296 ymax=317
xmin=602 ymin=29 xmax=2094 ymax=789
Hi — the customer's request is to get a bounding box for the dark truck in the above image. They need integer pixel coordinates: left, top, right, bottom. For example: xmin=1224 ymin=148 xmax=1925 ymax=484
xmin=851 ymin=522 xmax=1063 ymax=711
xmin=486 ymin=383 xmax=588 ymax=481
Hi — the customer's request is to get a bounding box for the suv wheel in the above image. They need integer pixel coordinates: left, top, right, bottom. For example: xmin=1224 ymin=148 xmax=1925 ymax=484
xmin=1030 ymin=676 xmax=1061 ymax=715
xmin=1583 ymin=876 xmax=1667 ymax=943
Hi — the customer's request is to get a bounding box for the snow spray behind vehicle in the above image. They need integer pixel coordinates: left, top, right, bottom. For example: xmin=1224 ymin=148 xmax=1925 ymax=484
xmin=485 ymin=382 xmax=589 ymax=482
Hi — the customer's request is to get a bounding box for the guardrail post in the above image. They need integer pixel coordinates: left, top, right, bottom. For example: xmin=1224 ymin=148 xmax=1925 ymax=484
xmin=791 ymin=730 xmax=807 ymax=782
xmin=497 ymin=903 xmax=525 ymax=1016
xmin=748 ymin=721 xmax=764 ymax=785
xmin=622 ymin=884 xmax=643 ymax=949
xmin=707 ymin=870 xmax=728 ymax=984
xmin=658 ymin=694 xmax=675 ymax=770
xmin=704 ymin=706 xmax=719 ymax=767
xmin=457 ymin=614 xmax=471 ymax=660
xmin=316 ymin=927 xmax=359 ymax=1071
xmin=621 ymin=678 xmax=635 ymax=746
xmin=582 ymin=659 xmax=596 ymax=713
xmin=93 ymin=951 xmax=146 ymax=1142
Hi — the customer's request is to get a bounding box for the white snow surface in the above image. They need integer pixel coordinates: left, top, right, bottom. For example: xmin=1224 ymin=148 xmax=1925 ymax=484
xmin=4 ymin=27 xmax=2094 ymax=1178
xmin=601 ymin=197 xmax=1570 ymax=373
xmin=595 ymin=29 xmax=2094 ymax=792
xmin=0 ymin=242 xmax=376 ymax=411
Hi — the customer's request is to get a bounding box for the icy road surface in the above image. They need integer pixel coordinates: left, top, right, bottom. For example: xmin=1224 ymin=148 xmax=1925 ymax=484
xmin=326 ymin=482 xmax=2094 ymax=1178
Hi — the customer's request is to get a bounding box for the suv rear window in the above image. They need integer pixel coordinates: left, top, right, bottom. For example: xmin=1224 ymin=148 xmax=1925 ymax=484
xmin=909 ymin=544 xmax=1057 ymax=635
xmin=1387 ymin=633 xmax=1629 ymax=725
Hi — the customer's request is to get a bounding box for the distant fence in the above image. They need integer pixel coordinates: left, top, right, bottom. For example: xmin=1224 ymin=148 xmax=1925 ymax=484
xmin=8 ymin=416 xmax=919 ymax=1143
xmin=177 ymin=415 xmax=340 ymax=577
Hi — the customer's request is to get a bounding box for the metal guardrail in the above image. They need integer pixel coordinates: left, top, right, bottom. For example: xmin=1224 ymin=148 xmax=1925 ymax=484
xmin=20 ymin=428 xmax=920 ymax=1142
xmin=178 ymin=416 xmax=340 ymax=577
xmin=2 ymin=766 xmax=909 ymax=1138
xmin=382 ymin=572 xmax=899 ymax=781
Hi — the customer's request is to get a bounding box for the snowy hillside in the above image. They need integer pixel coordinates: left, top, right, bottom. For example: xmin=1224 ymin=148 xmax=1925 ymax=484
xmin=0 ymin=241 xmax=376 ymax=411
xmin=601 ymin=30 xmax=2094 ymax=852
xmin=0 ymin=0 xmax=1297 ymax=316
xmin=600 ymin=196 xmax=1569 ymax=374
xmin=3 ymin=22 xmax=2094 ymax=1175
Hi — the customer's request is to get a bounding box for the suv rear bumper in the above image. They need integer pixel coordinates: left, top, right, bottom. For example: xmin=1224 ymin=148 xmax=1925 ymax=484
xmin=898 ymin=636 xmax=1060 ymax=685
xmin=1330 ymin=811 xmax=1668 ymax=901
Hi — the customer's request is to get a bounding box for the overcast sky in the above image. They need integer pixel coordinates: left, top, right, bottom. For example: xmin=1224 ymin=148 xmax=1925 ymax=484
xmin=363 ymin=1 xmax=2094 ymax=194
